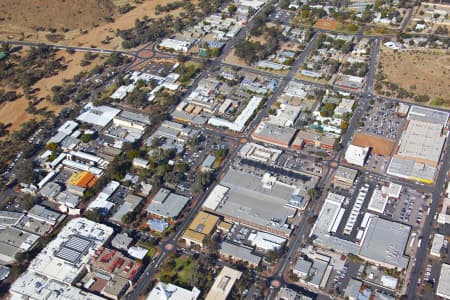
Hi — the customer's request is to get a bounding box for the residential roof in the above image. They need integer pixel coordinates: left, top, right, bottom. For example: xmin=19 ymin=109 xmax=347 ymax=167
xmin=205 ymin=266 xmax=242 ymax=300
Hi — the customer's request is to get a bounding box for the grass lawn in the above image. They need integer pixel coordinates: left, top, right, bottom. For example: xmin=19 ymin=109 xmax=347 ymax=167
xmin=159 ymin=255 xmax=195 ymax=286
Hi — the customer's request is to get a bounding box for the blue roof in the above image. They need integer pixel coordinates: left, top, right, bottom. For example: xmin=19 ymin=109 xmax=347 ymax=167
xmin=147 ymin=219 xmax=169 ymax=232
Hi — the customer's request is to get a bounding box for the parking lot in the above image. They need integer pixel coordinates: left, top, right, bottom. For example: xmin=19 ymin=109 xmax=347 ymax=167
xmin=382 ymin=187 xmax=430 ymax=228
xmin=359 ymin=99 xmax=406 ymax=140
xmin=365 ymin=153 xmax=390 ymax=173
xmin=268 ymin=10 xmax=294 ymax=24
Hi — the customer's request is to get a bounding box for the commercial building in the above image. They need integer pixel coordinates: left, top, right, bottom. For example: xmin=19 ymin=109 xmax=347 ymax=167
xmin=146 ymin=188 xmax=190 ymax=220
xmin=77 ymin=104 xmax=121 ymax=128
xmin=159 ymin=38 xmax=193 ymax=52
xmin=10 ymin=271 xmax=105 ymax=300
xmin=367 ymin=188 xmax=388 ymax=214
xmin=111 ymin=233 xmax=133 ymax=251
xmin=219 ymin=242 xmax=261 ymax=268
xmin=238 ymin=143 xmax=282 ymax=164
xmin=311 ymin=192 xmax=410 ymax=269
xmin=182 ymin=211 xmax=219 ymax=248
xmin=10 ymin=218 xmax=114 ymax=299
xmin=345 ymin=279 xmax=362 ymax=300
xmin=359 ymin=216 xmax=410 ymax=269
xmin=208 ymin=96 xmax=263 ymax=132
xmin=438 ymin=198 xmax=450 ymax=225
xmin=388 ymin=106 xmax=448 ymax=184
xmin=247 ymin=231 xmax=286 ymax=253
xmin=200 ymin=154 xmax=216 ymax=172
xmin=147 ymin=282 xmax=201 ymax=300
xmin=395 ymin=119 xmax=446 ymax=167
xmin=252 ymin=122 xmax=297 ymax=148
xmin=292 ymin=130 xmax=337 ymax=151
xmin=387 ymin=157 xmax=437 ymax=184
xmin=277 ymin=288 xmax=313 ymax=300
xmin=332 ymin=166 xmax=358 ymax=189
xmin=202 ymin=169 xmax=305 ymax=237
xmin=110 ymin=194 xmax=143 ymax=224
xmin=437 ymin=263 xmax=450 ymax=299
xmin=0 ymin=226 xmax=40 ymax=264
xmin=345 ymin=144 xmax=370 ymax=166
xmin=205 ymin=266 xmax=242 ymax=300
xmin=293 ymin=253 xmax=332 ymax=288
xmin=430 ymin=233 xmax=445 ymax=257
xmin=15 ymin=205 xmax=65 ymax=236
xmin=87 ymin=181 xmax=120 ymax=215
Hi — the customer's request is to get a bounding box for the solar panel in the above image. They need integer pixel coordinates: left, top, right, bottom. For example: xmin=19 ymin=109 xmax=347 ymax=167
xmin=55 ymin=247 xmax=82 ymax=264
xmin=65 ymin=235 xmax=92 ymax=252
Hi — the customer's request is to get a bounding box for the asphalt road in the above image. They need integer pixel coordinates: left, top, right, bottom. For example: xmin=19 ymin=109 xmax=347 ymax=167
xmin=407 ymin=140 xmax=450 ymax=299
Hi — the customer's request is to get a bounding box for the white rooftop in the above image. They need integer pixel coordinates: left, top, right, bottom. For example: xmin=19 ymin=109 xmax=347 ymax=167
xmin=76 ymin=104 xmax=121 ymax=127
xmin=437 ymin=264 xmax=450 ymax=299
xmin=147 ymin=282 xmax=200 ymax=300
xmin=24 ymin=218 xmax=113 ymax=284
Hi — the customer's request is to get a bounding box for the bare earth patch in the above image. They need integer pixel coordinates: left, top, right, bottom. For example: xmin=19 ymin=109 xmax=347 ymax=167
xmin=0 ymin=0 xmax=197 ymax=50
xmin=377 ymin=46 xmax=450 ymax=104
xmin=0 ymin=50 xmax=107 ymax=132
xmin=352 ymin=132 xmax=396 ymax=156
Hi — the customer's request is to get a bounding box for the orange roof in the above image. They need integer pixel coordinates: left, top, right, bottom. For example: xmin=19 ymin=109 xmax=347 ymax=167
xmin=68 ymin=171 xmax=98 ymax=188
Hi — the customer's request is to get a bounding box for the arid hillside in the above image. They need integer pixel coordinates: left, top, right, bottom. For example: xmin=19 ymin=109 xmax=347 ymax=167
xmin=0 ymin=0 xmax=115 ymax=31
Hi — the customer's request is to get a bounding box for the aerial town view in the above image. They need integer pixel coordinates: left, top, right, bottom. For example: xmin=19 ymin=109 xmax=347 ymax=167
xmin=0 ymin=0 xmax=449 ymax=299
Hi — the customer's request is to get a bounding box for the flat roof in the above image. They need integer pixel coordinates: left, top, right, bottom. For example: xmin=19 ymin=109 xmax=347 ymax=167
xmin=387 ymin=157 xmax=436 ymax=182
xmin=187 ymin=211 xmax=219 ymax=236
xmin=11 ymin=271 xmax=105 ymax=300
xmin=408 ymin=105 xmax=449 ymax=126
xmin=0 ymin=227 xmax=40 ymax=264
xmin=437 ymin=263 xmax=450 ymax=299
xmin=147 ymin=190 xmax=189 ymax=219
xmin=213 ymin=169 xmax=297 ymax=236
xmin=252 ymin=122 xmax=297 ymax=146
xmin=334 ymin=166 xmax=358 ymax=181
xmin=147 ymin=282 xmax=200 ymax=300
xmin=345 ymin=279 xmax=363 ymax=299
xmin=205 ymin=266 xmax=242 ymax=300
xmin=77 ymin=104 xmax=121 ymax=128
xmin=293 ymin=130 xmax=337 ymax=147
xmin=26 ymin=218 xmax=113 ymax=284
xmin=367 ymin=189 xmax=388 ymax=214
xmin=359 ymin=216 xmax=410 ymax=269
xmin=220 ymin=242 xmax=262 ymax=265
xmin=396 ymin=119 xmax=445 ymax=166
